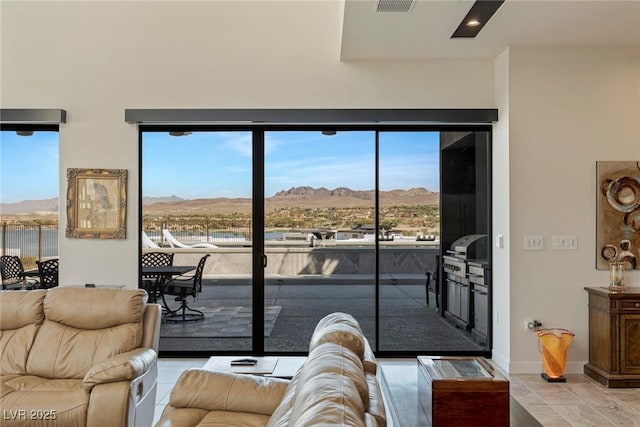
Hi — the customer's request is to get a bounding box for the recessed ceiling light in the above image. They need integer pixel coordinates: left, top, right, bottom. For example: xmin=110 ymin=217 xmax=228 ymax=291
xmin=451 ymin=0 xmax=504 ymax=38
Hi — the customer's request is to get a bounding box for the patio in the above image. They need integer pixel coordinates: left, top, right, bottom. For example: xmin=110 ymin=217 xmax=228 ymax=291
xmin=158 ymin=275 xmax=485 ymax=354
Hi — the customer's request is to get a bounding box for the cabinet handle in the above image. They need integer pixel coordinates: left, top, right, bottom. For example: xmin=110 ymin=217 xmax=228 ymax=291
xmin=635 ymin=302 xmax=640 ymax=308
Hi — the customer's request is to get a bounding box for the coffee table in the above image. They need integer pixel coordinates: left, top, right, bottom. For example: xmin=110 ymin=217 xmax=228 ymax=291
xmin=203 ymin=356 xmax=306 ymax=379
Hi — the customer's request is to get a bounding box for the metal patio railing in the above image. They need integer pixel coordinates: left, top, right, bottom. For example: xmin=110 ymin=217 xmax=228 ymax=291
xmin=0 ymin=223 xmax=59 ymax=269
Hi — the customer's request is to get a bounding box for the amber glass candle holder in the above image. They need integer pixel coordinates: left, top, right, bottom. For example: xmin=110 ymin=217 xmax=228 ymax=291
xmin=537 ymin=328 xmax=575 ymax=382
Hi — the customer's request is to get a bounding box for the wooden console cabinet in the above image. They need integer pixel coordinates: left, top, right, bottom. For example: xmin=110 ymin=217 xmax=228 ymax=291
xmin=584 ymin=286 xmax=640 ymax=388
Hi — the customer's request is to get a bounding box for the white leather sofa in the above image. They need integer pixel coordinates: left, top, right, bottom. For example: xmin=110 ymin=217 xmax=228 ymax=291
xmin=0 ymin=288 xmax=161 ymax=427
xmin=155 ymin=312 xmax=387 ymax=427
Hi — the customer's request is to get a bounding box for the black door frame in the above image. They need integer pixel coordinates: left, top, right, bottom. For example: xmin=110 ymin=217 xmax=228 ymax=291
xmin=137 ymin=114 xmax=495 ymax=358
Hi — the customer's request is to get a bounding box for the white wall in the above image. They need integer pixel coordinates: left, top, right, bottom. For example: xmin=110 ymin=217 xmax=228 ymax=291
xmin=492 ymin=48 xmax=511 ymax=370
xmin=505 ymin=46 xmax=640 ymax=373
xmin=1 ymin=1 xmax=494 ymax=286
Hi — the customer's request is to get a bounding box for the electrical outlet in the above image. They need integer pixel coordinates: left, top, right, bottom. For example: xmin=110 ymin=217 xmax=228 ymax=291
xmin=524 ymin=236 xmax=544 ymax=250
xmin=524 ymin=319 xmax=542 ymax=331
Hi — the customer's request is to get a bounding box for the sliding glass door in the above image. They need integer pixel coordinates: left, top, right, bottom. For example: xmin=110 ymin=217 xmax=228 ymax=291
xmin=141 ymin=126 xmax=491 ymax=356
xmin=263 ymin=131 xmax=376 ymax=352
xmin=377 ymin=131 xmax=442 ymax=352
xmin=142 ymin=130 xmax=254 ymax=352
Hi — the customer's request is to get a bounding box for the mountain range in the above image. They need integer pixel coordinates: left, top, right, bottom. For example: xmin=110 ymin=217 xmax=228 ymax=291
xmin=0 ymin=187 xmax=438 ymax=216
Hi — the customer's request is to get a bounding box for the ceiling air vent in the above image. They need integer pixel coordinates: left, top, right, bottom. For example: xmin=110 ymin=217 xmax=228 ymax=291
xmin=375 ymin=0 xmax=415 ymax=13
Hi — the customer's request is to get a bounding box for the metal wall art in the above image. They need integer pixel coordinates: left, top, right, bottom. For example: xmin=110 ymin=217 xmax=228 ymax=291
xmin=596 ymin=161 xmax=640 ymax=269
xmin=66 ymin=168 xmax=127 ymax=239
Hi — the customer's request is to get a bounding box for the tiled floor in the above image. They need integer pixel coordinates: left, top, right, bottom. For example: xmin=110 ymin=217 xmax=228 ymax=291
xmin=155 ymin=358 xmax=640 ymax=427
xmin=509 ymin=373 xmax=640 ymax=426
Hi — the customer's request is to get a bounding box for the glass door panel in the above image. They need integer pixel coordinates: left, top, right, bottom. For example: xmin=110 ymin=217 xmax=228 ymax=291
xmin=377 ymin=131 xmax=490 ymax=352
xmin=377 ymin=131 xmax=443 ymax=352
xmin=264 ymin=131 xmax=376 ymax=352
xmin=142 ymin=131 xmax=253 ymax=352
xmin=0 ymin=129 xmax=59 ymax=269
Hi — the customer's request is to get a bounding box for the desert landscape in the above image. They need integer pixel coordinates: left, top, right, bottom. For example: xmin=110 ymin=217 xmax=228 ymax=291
xmin=1 ymin=187 xmax=440 ymax=234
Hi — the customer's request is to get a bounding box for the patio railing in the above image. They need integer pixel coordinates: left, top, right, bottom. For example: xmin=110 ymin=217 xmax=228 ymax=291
xmin=0 ymin=223 xmax=59 ymax=269
xmin=143 ymin=216 xmax=252 ymax=245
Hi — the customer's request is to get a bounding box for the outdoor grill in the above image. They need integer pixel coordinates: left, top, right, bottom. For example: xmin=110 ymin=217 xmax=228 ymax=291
xmin=442 ymin=234 xmax=487 ymax=332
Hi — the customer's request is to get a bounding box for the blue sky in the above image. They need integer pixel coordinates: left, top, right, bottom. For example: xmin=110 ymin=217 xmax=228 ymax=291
xmin=0 ymin=130 xmax=440 ymax=203
xmin=142 ymin=131 xmax=440 ymax=199
xmin=1 ymin=131 xmax=60 ymax=203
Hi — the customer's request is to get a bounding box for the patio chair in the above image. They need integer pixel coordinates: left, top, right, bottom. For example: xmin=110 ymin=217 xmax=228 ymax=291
xmin=142 ymin=230 xmax=161 ymax=248
xmin=162 ymin=254 xmax=210 ymax=322
xmin=0 ymin=255 xmax=39 ymax=290
xmin=162 ymin=229 xmax=218 ymax=249
xmin=141 ymin=252 xmax=175 ymax=302
xmin=425 ymin=254 xmax=439 ymax=310
xmin=36 ymin=258 xmax=59 ymax=288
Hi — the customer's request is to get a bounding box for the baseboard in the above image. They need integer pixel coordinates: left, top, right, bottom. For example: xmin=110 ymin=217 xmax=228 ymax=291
xmin=508 ymin=361 xmax=586 ymax=375
xmin=490 ymin=349 xmax=510 ymax=373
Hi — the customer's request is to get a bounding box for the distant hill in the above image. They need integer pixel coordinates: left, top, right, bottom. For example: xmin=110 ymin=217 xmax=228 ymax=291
xmin=144 ymin=187 xmax=438 ymax=215
xmin=0 ymin=198 xmax=58 ymax=215
xmin=143 ymin=195 xmax=185 ymax=205
xmin=0 ymin=187 xmax=439 ymax=217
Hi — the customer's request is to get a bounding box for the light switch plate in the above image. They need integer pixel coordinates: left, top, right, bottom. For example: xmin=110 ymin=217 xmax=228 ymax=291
xmin=524 ymin=235 xmax=544 ymax=250
xmin=552 ymin=235 xmax=578 ymax=250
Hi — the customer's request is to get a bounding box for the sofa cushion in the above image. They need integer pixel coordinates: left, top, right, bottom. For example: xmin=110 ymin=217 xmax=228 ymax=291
xmin=0 ymin=290 xmax=47 ymax=329
xmin=170 ymin=369 xmax=289 ymax=416
xmin=288 ymin=372 xmax=365 ymax=427
xmin=1 ymin=375 xmax=89 ymax=427
xmin=313 ymin=312 xmax=363 ymax=334
xmin=154 ymin=406 xmax=209 ymax=427
xmin=0 ymin=290 xmax=46 ymax=376
xmin=26 ymin=288 xmax=147 ymax=379
xmin=301 ymin=342 xmax=369 ymax=409
xmin=43 ymin=288 xmax=146 ymax=330
xmin=312 ymin=313 xmax=378 ymax=374
xmin=308 ymin=322 xmax=365 ymax=360
xmin=265 ymin=377 xmax=298 ymax=427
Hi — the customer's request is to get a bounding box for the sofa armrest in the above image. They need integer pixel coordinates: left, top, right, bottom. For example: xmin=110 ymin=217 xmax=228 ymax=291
xmin=83 ymin=348 xmax=157 ymax=391
xmin=170 ymin=369 xmax=290 ymax=416
xmin=86 ymin=381 xmax=130 ymax=427
xmin=363 ymin=337 xmax=378 ymax=374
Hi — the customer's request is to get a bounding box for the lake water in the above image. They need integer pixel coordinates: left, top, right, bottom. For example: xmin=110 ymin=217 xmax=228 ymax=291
xmin=0 ymin=229 xmax=59 ymax=258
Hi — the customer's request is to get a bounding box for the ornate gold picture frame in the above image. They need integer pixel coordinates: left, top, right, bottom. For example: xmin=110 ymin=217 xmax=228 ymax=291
xmin=66 ymin=168 xmax=127 ymax=239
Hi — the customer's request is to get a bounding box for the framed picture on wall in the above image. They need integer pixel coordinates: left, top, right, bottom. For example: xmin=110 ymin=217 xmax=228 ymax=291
xmin=596 ymin=161 xmax=640 ymax=270
xmin=66 ymin=168 xmax=127 ymax=239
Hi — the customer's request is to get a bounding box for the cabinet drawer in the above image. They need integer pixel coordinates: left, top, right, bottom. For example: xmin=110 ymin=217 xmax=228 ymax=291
xmin=620 ymin=300 xmax=640 ymax=311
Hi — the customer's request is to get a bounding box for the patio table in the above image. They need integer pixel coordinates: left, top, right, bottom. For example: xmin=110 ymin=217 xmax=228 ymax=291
xmin=21 ymin=268 xmax=39 ymax=277
xmin=141 ymin=265 xmax=196 ymax=305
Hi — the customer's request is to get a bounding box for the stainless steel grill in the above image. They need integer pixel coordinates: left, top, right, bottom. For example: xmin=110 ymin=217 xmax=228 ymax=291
xmin=443 ymin=234 xmax=487 ymax=332
xmin=468 ymin=260 xmax=488 ymax=345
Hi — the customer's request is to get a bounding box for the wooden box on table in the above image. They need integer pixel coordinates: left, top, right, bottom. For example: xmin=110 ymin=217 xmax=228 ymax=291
xmin=417 ymin=356 xmax=509 ymax=427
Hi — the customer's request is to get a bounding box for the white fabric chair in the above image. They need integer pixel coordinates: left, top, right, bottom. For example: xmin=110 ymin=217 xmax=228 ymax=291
xmin=162 ymin=229 xmax=218 ymax=249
